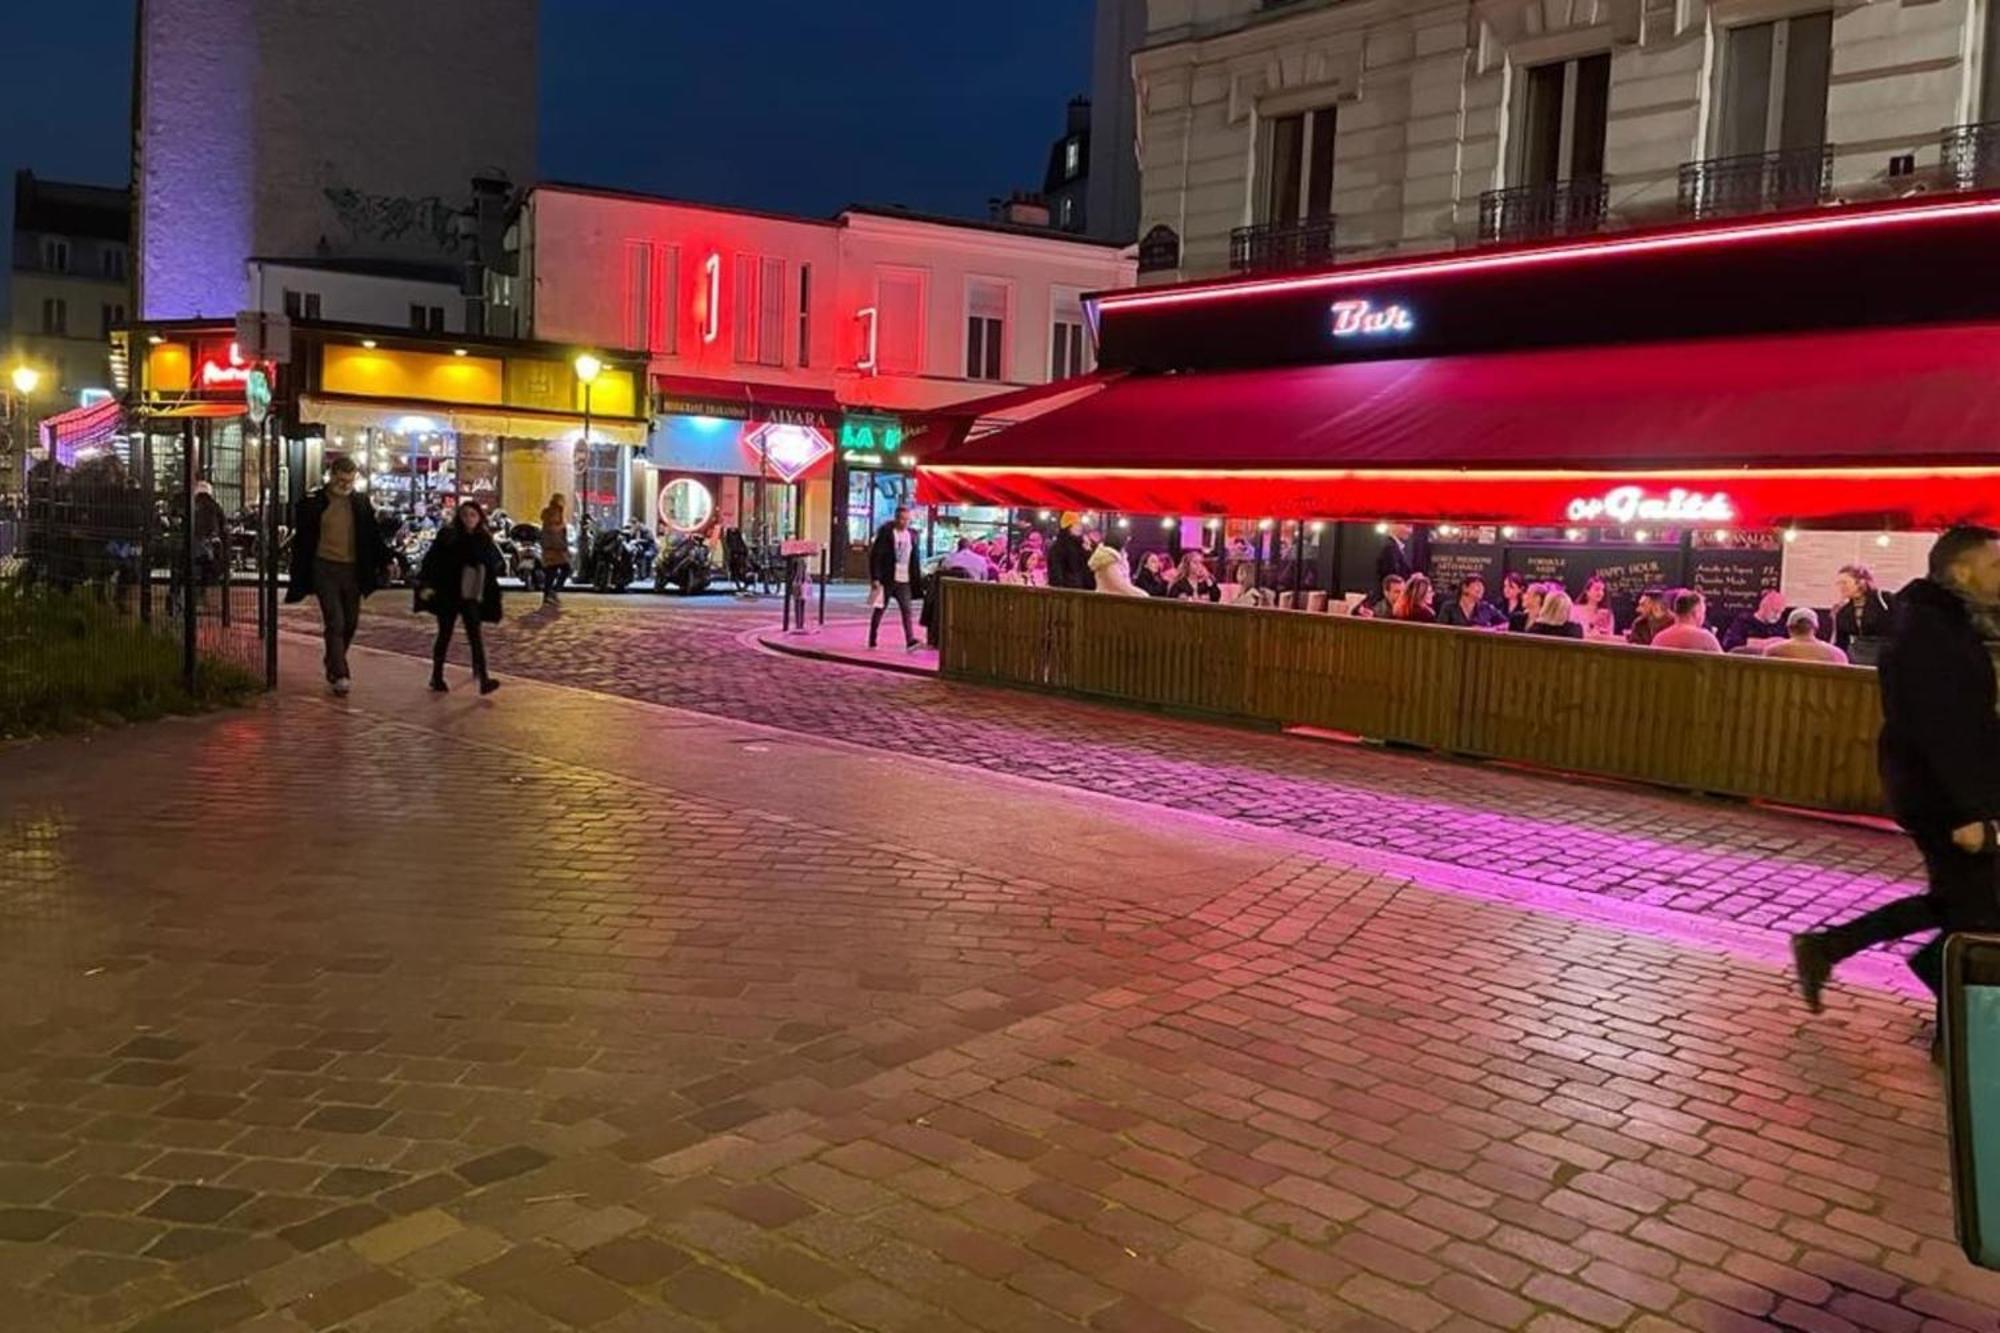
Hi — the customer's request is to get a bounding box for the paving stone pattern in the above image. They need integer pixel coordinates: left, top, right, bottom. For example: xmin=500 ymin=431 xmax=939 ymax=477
xmin=2 ymin=645 xmax=1996 ymax=1330
xmin=321 ymin=598 xmax=1926 ymax=945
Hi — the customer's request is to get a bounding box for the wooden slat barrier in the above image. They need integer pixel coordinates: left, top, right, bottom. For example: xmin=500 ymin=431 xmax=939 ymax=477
xmin=940 ymin=581 xmax=1887 ymax=813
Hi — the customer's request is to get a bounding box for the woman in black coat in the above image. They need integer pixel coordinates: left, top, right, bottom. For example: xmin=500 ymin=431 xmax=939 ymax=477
xmin=1832 ymin=563 xmax=1894 ymax=658
xmin=416 ymin=500 xmax=506 ymax=694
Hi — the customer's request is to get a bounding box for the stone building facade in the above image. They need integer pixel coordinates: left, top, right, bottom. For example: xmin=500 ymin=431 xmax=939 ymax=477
xmin=1134 ymin=0 xmax=1999 ymax=279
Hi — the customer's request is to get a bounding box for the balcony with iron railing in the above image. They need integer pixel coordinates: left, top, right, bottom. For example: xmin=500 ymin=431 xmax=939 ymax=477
xmin=1477 ymin=177 xmax=1610 ymax=244
xmin=1228 ymin=216 xmax=1337 ymax=273
xmin=1942 ymin=122 xmax=2000 ymax=191
xmin=1677 ymin=145 xmax=1833 ymax=219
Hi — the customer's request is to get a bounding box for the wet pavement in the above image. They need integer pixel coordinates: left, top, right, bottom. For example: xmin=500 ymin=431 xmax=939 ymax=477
xmin=0 ymin=608 xmax=1991 ymax=1331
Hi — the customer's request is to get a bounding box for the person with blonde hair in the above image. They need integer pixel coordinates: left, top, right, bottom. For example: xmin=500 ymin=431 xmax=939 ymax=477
xmin=1528 ymin=587 xmax=1584 ymax=638
xmin=1169 ymin=550 xmax=1221 ymax=602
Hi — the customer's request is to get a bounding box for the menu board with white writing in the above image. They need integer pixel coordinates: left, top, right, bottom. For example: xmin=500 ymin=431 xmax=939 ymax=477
xmin=1427 ymin=545 xmax=1503 ymax=599
xmin=1688 ymin=548 xmax=1784 ymax=627
xmin=1781 ymin=530 xmax=1937 ymax=607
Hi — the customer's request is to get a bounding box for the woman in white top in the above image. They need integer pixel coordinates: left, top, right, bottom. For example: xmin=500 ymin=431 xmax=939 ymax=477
xmin=1572 ymin=576 xmax=1617 ymax=639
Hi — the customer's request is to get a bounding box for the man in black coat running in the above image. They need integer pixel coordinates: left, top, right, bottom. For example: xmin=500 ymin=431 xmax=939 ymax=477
xmin=1793 ymin=526 xmax=2000 ymax=1037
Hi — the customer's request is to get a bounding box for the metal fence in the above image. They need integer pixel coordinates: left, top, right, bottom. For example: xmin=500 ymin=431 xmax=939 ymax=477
xmin=0 ymin=416 xmax=280 ymax=736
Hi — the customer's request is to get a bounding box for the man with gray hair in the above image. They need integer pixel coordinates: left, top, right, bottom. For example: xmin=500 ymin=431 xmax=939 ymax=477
xmin=1793 ymin=525 xmax=2000 ymax=1052
xmin=285 ymin=456 xmax=393 ymax=695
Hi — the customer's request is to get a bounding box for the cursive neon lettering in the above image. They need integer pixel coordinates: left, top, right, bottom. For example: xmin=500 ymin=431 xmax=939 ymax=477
xmin=1330 ymin=299 xmax=1414 ymax=338
xmin=1565 ymin=485 xmax=1735 ymax=525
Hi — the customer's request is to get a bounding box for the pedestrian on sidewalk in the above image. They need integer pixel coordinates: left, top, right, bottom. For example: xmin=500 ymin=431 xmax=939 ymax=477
xmin=416 ymin=500 xmax=505 ymax=695
xmin=1793 ymin=526 xmax=2000 ymax=1043
xmin=286 ymin=456 xmax=393 ymax=696
xmin=868 ymin=504 xmax=921 ymax=650
xmin=539 ymin=493 xmax=571 ymax=605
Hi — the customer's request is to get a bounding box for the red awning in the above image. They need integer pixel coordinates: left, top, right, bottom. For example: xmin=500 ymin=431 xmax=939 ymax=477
xmin=917 ymin=322 xmax=2000 ymax=529
xmin=39 ymin=397 xmax=123 ymax=462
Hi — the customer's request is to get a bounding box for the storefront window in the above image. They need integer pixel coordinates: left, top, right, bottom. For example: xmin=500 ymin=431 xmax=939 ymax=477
xmin=321 ymin=423 xmax=502 ymax=520
xmin=846 ymin=468 xmax=913 ymax=545
xmin=738 ymin=476 xmax=797 ymax=545
xmin=660 ymin=477 xmax=715 ymax=532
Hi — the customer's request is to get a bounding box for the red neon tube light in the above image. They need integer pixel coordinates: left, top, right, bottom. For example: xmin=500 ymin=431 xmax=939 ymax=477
xmin=1093 ymin=196 xmax=2000 ymax=314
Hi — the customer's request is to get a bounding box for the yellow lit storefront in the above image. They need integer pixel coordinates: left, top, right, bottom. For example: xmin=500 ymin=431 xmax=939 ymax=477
xmin=130 ymin=324 xmax=647 ymax=524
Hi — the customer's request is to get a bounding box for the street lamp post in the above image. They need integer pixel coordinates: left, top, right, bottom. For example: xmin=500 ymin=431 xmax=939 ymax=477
xmin=572 ymin=353 xmax=602 ymax=559
xmin=10 ymin=364 xmax=42 ymax=527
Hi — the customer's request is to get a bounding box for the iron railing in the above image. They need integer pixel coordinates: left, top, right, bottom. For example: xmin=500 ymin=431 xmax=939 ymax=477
xmin=1477 ymin=177 xmax=1610 ymax=243
xmin=1942 ymin=122 xmax=2000 ymax=191
xmin=1228 ymin=216 xmax=1338 ymax=272
xmin=1678 ymin=145 xmax=1833 ymax=219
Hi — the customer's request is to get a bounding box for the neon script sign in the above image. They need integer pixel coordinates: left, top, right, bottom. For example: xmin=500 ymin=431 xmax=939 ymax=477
xmin=198 ymin=341 xmax=266 ymax=391
xmin=1565 ymin=485 xmax=1736 ymax=525
xmin=1330 ymin=299 xmax=1413 ymax=338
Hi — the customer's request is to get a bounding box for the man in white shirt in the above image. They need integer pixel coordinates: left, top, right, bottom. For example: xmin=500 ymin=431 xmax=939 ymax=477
xmin=868 ymin=506 xmax=922 ymax=650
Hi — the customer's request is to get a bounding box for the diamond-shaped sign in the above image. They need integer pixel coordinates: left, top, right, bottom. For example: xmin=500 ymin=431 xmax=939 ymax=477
xmin=744 ymin=422 xmax=834 ymax=483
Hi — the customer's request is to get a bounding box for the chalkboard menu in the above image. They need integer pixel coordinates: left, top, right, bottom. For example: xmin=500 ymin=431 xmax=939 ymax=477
xmin=1504 ymin=546 xmax=1677 ymax=626
xmin=1427 ymin=544 xmax=1503 ymax=598
xmin=1688 ymin=547 xmax=1784 ymax=627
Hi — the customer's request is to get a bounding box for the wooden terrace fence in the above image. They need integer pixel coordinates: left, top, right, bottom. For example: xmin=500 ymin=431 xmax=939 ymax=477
xmin=939 ymin=582 xmax=1886 ymax=814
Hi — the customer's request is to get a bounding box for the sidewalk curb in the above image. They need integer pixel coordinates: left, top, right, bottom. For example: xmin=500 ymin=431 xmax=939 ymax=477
xmin=748 ymin=626 xmax=939 ymax=678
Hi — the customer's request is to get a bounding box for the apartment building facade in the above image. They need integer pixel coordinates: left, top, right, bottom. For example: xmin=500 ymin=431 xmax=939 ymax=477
xmin=1133 ymin=0 xmax=2000 ymax=279
xmin=507 ymin=185 xmax=1134 ymax=572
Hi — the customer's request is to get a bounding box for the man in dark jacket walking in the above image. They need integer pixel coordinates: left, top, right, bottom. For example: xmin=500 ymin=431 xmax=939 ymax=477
xmin=1047 ymin=513 xmax=1093 ymax=591
xmin=1793 ymin=526 xmax=2000 ymax=1034
xmin=868 ymin=505 xmax=922 ymax=650
xmin=286 ymin=457 xmax=393 ymax=694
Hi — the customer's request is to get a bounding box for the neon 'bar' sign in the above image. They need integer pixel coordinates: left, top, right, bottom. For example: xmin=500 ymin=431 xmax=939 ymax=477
xmin=1566 ymin=485 xmax=1735 ymax=525
xmin=1330 ymin=299 xmax=1413 ymax=338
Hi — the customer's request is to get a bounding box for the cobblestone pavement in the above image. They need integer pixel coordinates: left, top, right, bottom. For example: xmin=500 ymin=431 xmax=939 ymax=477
xmin=1 ymin=644 xmax=1994 ymax=1332
xmin=312 ymin=596 xmax=1927 ymax=952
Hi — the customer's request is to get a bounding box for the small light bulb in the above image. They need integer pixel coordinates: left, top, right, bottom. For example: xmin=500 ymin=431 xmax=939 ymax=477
xmin=1373 ymin=522 xmax=1389 ymax=535
xmin=1635 ymin=529 xmax=1650 ymax=542
xmin=1160 ymin=516 xmax=1175 ymax=529
xmin=1258 ymin=518 xmax=1273 ymax=531
xmin=1874 ymin=533 xmax=1891 ymax=548
xmin=1783 ymin=528 xmax=1799 ymax=544
xmin=1565 ymin=528 xmax=1583 ymax=542
xmin=1309 ymin=521 xmax=1325 ymax=534
xmin=1501 ymin=526 xmax=1517 ymax=539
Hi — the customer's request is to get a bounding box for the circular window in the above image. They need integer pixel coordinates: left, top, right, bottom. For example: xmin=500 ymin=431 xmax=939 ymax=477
xmin=659 ymin=477 xmax=715 ymax=533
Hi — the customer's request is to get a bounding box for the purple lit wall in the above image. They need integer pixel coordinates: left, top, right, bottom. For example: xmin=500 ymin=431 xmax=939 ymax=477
xmin=136 ymin=0 xmax=255 ymax=319
xmin=135 ymin=0 xmax=537 ymax=322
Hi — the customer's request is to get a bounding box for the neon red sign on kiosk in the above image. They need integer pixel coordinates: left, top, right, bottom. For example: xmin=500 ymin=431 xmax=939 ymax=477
xmin=194 ymin=342 xmax=274 ymax=396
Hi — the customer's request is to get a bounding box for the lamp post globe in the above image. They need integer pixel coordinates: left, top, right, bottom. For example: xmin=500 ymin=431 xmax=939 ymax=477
xmin=10 ymin=365 xmax=40 ymax=397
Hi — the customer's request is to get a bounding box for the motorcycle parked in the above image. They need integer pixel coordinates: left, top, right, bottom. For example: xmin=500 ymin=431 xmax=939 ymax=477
xmin=504 ymin=522 xmax=544 ymax=589
xmin=654 ymin=533 xmax=714 ymax=595
xmin=589 ymin=526 xmax=637 ymax=592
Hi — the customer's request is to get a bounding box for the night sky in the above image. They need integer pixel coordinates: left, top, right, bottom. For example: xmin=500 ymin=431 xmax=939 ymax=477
xmin=0 ymin=0 xmax=1093 ymax=313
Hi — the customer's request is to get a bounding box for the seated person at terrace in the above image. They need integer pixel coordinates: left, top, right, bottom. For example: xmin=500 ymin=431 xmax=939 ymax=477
xmin=1438 ymin=575 xmax=1506 ymax=628
xmin=1500 ymin=572 xmax=1533 ymax=632
xmin=1528 ymin=589 xmax=1585 ymax=638
xmin=1762 ymin=607 xmax=1849 ymax=664
xmin=1572 ymin=576 xmax=1616 ymax=639
xmin=1168 ymin=552 xmax=1221 ymax=602
xmin=1355 ymin=574 xmax=1405 ymax=619
xmin=1626 ymin=589 xmax=1675 ymax=645
xmin=940 ymin=538 xmax=995 ymax=582
xmin=1649 ymin=589 xmax=1724 ymax=652
xmin=1135 ymin=551 xmax=1173 ymax=597
xmin=1394 ymin=574 xmax=1438 ymax=623
xmin=1721 ymin=589 xmax=1789 ymax=652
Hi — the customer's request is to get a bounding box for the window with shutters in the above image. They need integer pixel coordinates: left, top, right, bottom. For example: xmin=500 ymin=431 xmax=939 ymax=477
xmin=1049 ymin=288 xmax=1089 ymax=381
xmin=1259 ymin=106 xmax=1337 ymax=224
xmin=42 ymin=298 xmax=67 ymax=336
xmin=875 ymin=269 xmax=926 ymax=375
xmin=758 ymin=256 xmax=785 ymax=367
xmin=102 ymin=303 xmax=126 ymax=336
xmin=624 ymin=241 xmax=651 ymax=351
xmin=41 ymin=238 xmax=68 ymax=272
xmin=965 ymin=279 xmax=1009 ymax=382
xmin=797 ymin=264 xmax=812 ymax=368
xmin=733 ymin=256 xmax=757 ymax=362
